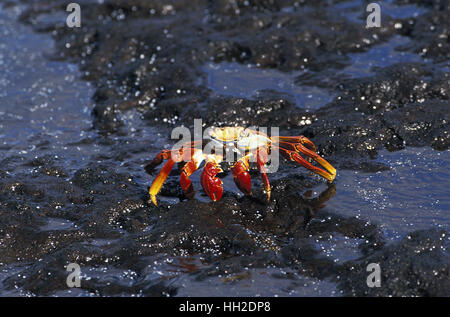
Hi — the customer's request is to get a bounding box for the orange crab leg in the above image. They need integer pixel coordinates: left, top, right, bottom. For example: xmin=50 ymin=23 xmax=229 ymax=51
xmin=256 ymin=148 xmax=271 ymax=202
xmin=145 ymin=150 xmax=172 ymax=174
xmin=146 ymin=142 xmax=200 ymax=205
xmin=272 ymin=136 xmax=317 ymax=152
xmin=149 ymin=158 xmax=176 ymax=206
xmin=293 ymin=143 xmax=336 ymax=181
xmin=231 ymin=154 xmax=252 ymax=196
xmin=180 ymin=161 xmax=198 ymax=199
xmin=277 ymin=146 xmax=336 ymax=182
xmin=145 ymin=141 xmax=203 ymax=174
xmin=180 ymin=149 xmax=205 ymax=199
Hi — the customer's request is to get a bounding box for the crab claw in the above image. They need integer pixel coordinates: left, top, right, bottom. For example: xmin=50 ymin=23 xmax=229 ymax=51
xmin=232 ymin=161 xmax=252 ymax=195
xmin=201 ymin=162 xmax=223 ymax=202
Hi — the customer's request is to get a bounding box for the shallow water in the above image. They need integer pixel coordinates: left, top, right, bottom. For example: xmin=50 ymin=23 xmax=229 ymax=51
xmin=341 ymin=35 xmax=426 ymax=78
xmin=175 ymin=266 xmax=339 ymax=297
xmin=0 ymin=4 xmax=94 ymax=165
xmin=202 ymin=35 xmax=426 ymax=109
xmin=203 ymin=62 xmax=336 ymax=110
xmin=334 ymin=0 xmax=428 ymax=23
xmin=327 ymin=148 xmax=450 ymax=241
xmin=0 ymin=4 xmax=168 ymax=180
xmin=0 ymin=1 xmax=448 ymax=297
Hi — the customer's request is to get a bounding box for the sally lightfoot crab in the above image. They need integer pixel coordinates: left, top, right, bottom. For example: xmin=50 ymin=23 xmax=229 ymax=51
xmin=146 ymin=127 xmax=336 ymax=206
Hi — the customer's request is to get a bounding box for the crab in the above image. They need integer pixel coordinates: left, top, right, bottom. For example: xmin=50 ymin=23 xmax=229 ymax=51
xmin=145 ymin=127 xmax=336 ymax=206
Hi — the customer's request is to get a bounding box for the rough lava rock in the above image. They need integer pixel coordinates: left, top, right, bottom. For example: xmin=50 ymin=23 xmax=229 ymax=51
xmin=0 ymin=0 xmax=448 ymax=296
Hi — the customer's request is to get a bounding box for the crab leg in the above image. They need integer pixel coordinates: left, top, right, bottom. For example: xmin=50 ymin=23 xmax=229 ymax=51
xmin=201 ymin=155 xmax=223 ymax=202
xmin=149 ymin=158 xmax=176 ymax=206
xmin=293 ymin=142 xmax=336 ymax=181
xmin=148 ymin=143 xmax=202 ymax=206
xmin=145 ymin=141 xmax=203 ymax=174
xmin=180 ymin=149 xmax=205 ymax=199
xmin=180 ymin=161 xmax=197 ymax=199
xmin=256 ymin=148 xmax=271 ymax=202
xmin=272 ymin=136 xmax=317 ymax=152
xmin=277 ymin=146 xmax=336 ymax=182
xmin=145 ymin=150 xmax=172 ymax=174
xmin=231 ymin=153 xmax=252 ymax=196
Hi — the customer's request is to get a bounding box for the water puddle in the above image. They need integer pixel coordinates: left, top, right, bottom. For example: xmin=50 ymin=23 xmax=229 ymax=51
xmin=325 ymin=148 xmax=450 ymax=241
xmin=295 ymin=34 xmax=427 ymax=89
xmin=340 ymin=35 xmax=426 ymax=78
xmin=39 ymin=218 xmax=77 ymax=231
xmin=0 ymin=4 xmax=95 ymax=168
xmin=203 ymin=62 xmax=336 ymax=110
xmin=335 ymin=0 xmax=428 ymax=23
xmin=382 ymin=0 xmax=428 ymax=19
xmin=0 ymin=4 xmax=168 ymax=182
xmin=175 ymin=267 xmax=338 ymax=297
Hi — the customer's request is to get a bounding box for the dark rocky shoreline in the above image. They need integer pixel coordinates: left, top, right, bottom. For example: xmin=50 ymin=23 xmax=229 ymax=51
xmin=0 ymin=0 xmax=448 ymax=296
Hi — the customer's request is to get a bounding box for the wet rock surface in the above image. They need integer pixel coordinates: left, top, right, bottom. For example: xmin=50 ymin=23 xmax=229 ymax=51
xmin=0 ymin=0 xmax=448 ymax=296
xmin=338 ymin=229 xmax=449 ymax=296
